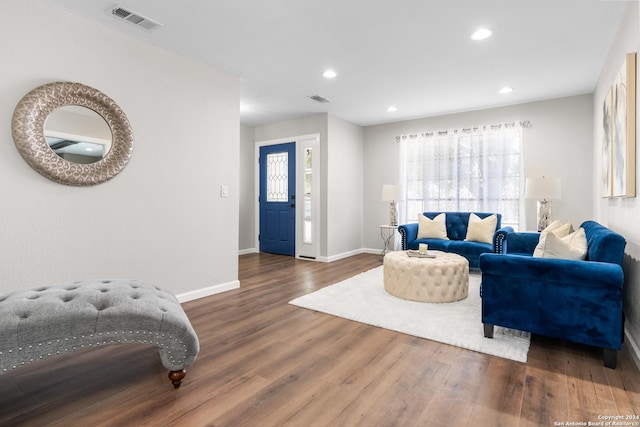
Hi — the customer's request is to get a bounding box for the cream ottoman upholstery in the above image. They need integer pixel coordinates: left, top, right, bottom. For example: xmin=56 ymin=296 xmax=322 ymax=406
xmin=383 ymin=251 xmax=469 ymax=303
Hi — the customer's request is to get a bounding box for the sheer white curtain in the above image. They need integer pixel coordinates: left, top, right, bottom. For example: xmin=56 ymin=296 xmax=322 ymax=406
xmin=397 ymin=123 xmax=523 ymax=229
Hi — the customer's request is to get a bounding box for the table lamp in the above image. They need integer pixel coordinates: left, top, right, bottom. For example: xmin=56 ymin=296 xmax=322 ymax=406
xmin=525 ymin=176 xmax=561 ymax=231
xmin=381 ymin=184 xmax=398 ymax=226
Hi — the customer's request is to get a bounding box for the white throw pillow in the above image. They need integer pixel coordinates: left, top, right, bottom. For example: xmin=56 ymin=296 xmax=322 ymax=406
xmin=539 ymin=227 xmax=588 ymax=260
xmin=542 ymin=220 xmax=563 ymax=234
xmin=417 ymin=213 xmax=449 ymax=239
xmin=545 ymin=220 xmax=573 ymax=237
xmin=532 ymin=221 xmax=573 ymax=257
xmin=464 ymin=213 xmax=497 ymax=244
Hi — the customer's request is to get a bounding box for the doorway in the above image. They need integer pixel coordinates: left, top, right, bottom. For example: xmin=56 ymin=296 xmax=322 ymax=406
xmin=255 ymin=134 xmax=320 ymax=260
xmin=259 ymin=142 xmax=296 ymax=256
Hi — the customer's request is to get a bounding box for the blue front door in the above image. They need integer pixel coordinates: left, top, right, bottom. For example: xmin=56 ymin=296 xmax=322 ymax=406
xmin=259 ymin=143 xmax=296 ymax=256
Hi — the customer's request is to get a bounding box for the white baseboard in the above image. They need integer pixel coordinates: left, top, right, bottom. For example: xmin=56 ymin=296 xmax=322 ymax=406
xmin=317 ymin=248 xmax=383 ymax=263
xmin=239 ymin=247 xmax=383 ymax=262
xmin=625 ymin=327 xmax=640 ymax=370
xmin=361 ymin=248 xmax=383 ymax=255
xmin=317 ymin=249 xmax=359 ymax=263
xmin=176 ymin=280 xmax=240 ymax=303
xmin=239 ymin=248 xmax=257 ymax=256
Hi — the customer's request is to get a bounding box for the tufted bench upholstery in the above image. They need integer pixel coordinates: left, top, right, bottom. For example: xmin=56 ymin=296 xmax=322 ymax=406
xmin=0 ymin=279 xmax=199 ymax=388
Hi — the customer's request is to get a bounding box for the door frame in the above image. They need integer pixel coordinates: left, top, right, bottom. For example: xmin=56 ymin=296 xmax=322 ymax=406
xmin=255 ymin=133 xmax=320 ymax=260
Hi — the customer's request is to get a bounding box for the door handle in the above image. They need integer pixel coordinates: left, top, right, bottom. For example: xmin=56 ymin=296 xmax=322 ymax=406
xmin=290 ymin=204 xmax=295 ymax=208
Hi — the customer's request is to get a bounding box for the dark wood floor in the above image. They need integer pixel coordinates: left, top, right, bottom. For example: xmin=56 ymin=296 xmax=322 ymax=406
xmin=1 ymin=252 xmax=640 ymax=426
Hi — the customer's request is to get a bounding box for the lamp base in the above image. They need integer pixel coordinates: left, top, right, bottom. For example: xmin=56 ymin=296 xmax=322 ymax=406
xmin=537 ymin=200 xmax=551 ymax=231
xmin=388 ymin=202 xmax=397 ymax=226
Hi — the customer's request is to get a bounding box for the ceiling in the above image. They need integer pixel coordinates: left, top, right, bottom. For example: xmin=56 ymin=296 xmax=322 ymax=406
xmin=49 ymin=0 xmax=627 ymax=127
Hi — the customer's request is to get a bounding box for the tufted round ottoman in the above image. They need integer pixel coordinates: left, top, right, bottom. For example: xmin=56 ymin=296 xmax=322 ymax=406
xmin=383 ymin=251 xmax=469 ymax=303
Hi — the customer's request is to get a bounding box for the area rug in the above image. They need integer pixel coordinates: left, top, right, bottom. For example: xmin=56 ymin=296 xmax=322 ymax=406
xmin=289 ymin=266 xmax=530 ymax=363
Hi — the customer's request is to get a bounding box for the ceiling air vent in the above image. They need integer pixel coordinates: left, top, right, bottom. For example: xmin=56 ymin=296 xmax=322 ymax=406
xmin=309 ymin=95 xmax=331 ymax=104
xmin=109 ymin=5 xmax=162 ymax=31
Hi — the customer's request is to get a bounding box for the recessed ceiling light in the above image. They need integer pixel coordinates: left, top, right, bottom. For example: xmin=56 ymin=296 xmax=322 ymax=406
xmin=499 ymin=86 xmax=514 ymax=94
xmin=322 ymin=70 xmax=337 ymax=79
xmin=471 ymin=28 xmax=492 ymax=41
xmin=387 ymin=106 xmax=397 ymax=112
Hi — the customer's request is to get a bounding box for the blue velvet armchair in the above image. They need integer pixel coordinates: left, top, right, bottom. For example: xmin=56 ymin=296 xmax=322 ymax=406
xmin=479 ymin=220 xmax=626 ymax=368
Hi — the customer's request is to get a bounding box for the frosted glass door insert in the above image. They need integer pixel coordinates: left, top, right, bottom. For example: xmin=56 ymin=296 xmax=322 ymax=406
xmin=266 ymin=152 xmax=288 ymax=202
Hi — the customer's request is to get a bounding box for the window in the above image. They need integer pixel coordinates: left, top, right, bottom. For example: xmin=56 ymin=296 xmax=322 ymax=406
xmin=303 ymin=147 xmax=313 ymax=244
xmin=398 ymin=123 xmax=523 ymax=229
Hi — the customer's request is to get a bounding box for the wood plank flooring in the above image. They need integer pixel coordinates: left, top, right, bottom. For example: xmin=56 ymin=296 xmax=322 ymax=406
xmin=1 ymin=252 xmax=640 ymax=426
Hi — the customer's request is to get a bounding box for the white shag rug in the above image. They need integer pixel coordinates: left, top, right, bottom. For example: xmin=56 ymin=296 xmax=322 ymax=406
xmin=289 ymin=266 xmax=530 ymax=363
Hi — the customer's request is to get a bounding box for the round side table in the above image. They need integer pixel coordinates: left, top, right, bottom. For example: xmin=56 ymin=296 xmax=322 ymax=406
xmin=380 ymin=224 xmax=397 ymax=259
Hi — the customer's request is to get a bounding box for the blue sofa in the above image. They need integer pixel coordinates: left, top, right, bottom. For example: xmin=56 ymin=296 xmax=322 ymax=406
xmin=479 ymin=220 xmax=626 ymax=368
xmin=398 ymin=212 xmax=513 ymax=269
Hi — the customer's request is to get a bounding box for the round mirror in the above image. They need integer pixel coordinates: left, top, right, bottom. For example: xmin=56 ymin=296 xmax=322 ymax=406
xmin=12 ymin=82 xmax=133 ymax=186
xmin=44 ymin=106 xmax=113 ymax=165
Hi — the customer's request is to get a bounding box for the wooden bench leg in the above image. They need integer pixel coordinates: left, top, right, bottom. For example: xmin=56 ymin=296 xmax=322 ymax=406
xmin=168 ymin=369 xmax=187 ymax=388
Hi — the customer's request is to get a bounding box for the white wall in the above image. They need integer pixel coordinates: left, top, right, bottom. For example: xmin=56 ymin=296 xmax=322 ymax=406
xmin=362 ymin=95 xmax=594 ymax=250
xmin=0 ymin=0 xmax=240 ymax=298
xmin=327 ymin=115 xmax=364 ymax=258
xmin=592 ymin=1 xmax=640 ymax=360
xmin=239 ymin=124 xmax=256 ymax=253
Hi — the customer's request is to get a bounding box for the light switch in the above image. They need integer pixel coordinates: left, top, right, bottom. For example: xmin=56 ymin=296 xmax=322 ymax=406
xmin=220 ymin=184 xmax=229 ymax=198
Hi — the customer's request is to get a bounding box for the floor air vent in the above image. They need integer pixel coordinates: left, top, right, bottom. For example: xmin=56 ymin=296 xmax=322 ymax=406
xmin=109 ymin=5 xmax=162 ymax=31
xmin=309 ymin=95 xmax=331 ymax=104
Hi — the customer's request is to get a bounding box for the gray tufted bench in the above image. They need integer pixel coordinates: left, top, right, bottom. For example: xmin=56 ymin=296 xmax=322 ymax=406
xmin=0 ymin=279 xmax=199 ymax=388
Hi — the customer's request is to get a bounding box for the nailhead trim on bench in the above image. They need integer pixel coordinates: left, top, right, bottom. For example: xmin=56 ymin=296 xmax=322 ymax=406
xmin=0 ymin=331 xmax=191 ymax=372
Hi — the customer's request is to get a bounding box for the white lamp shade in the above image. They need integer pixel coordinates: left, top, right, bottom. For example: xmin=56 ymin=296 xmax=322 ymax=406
xmin=381 ymin=184 xmax=398 ymax=202
xmin=525 ymin=176 xmax=561 ymax=200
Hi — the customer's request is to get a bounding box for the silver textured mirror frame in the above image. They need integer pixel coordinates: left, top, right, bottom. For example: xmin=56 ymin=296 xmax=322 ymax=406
xmin=12 ymin=82 xmax=133 ymax=186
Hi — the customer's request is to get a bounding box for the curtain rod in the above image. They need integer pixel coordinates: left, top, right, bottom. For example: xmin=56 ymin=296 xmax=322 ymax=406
xmin=395 ymin=120 xmax=532 ymax=142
